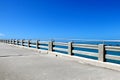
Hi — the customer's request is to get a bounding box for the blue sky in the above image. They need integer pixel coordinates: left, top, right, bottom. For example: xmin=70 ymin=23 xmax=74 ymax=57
xmin=0 ymin=0 xmax=120 ymax=40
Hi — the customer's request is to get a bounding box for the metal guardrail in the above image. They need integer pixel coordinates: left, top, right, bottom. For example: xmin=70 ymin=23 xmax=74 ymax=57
xmin=0 ymin=39 xmax=120 ymax=64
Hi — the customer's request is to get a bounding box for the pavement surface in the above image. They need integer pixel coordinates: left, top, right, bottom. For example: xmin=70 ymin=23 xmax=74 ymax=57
xmin=0 ymin=43 xmax=120 ymax=80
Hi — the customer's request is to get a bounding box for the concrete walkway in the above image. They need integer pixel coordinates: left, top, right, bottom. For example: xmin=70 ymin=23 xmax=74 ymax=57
xmin=0 ymin=43 xmax=120 ymax=80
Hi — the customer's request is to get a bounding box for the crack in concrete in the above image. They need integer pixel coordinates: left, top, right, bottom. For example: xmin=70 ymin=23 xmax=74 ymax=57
xmin=0 ymin=54 xmax=34 ymax=57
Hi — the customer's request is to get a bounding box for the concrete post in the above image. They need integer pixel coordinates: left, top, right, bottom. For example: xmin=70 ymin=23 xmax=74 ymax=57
xmin=11 ymin=39 xmax=13 ymax=44
xmin=49 ymin=41 xmax=53 ymax=51
xmin=7 ymin=40 xmax=9 ymax=44
xmin=17 ymin=39 xmax=19 ymax=45
xmin=21 ymin=39 xmax=24 ymax=46
xmin=98 ymin=44 xmax=106 ymax=62
xmin=7 ymin=40 xmax=8 ymax=43
xmin=9 ymin=39 xmax=11 ymax=44
xmin=28 ymin=40 xmax=30 ymax=47
xmin=68 ymin=42 xmax=73 ymax=55
xmin=13 ymin=39 xmax=14 ymax=44
xmin=36 ymin=40 xmax=40 ymax=49
xmin=10 ymin=40 xmax=11 ymax=44
xmin=13 ymin=39 xmax=15 ymax=44
xmin=8 ymin=40 xmax=9 ymax=43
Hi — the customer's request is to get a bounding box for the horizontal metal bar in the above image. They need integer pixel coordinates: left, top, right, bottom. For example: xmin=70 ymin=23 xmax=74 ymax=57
xmin=22 ymin=44 xmax=28 ymax=46
xmin=73 ymin=44 xmax=98 ymax=49
xmin=106 ymin=54 xmax=120 ymax=61
xmin=30 ymin=42 xmax=36 ymax=45
xmin=39 ymin=45 xmax=48 ymax=49
xmin=39 ymin=41 xmax=48 ymax=44
xmin=23 ymin=41 xmax=28 ymax=43
xmin=30 ymin=44 xmax=36 ymax=47
xmin=105 ymin=46 xmax=120 ymax=52
xmin=73 ymin=50 xmax=98 ymax=57
xmin=53 ymin=42 xmax=68 ymax=46
xmin=53 ymin=47 xmax=68 ymax=52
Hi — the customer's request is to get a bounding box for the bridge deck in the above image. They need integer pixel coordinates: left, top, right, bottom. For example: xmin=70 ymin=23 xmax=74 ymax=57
xmin=0 ymin=43 xmax=120 ymax=80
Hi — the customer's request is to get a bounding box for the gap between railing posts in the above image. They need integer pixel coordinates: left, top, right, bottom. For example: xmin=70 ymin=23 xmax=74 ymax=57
xmin=14 ymin=39 xmax=17 ymax=45
xmin=98 ymin=44 xmax=106 ymax=62
xmin=16 ymin=39 xmax=19 ymax=45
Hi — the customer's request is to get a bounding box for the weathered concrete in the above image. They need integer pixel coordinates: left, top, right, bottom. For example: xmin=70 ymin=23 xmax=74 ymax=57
xmin=98 ymin=44 xmax=105 ymax=62
xmin=0 ymin=43 xmax=120 ymax=80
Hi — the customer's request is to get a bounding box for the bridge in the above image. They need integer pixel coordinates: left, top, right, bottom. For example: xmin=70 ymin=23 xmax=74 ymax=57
xmin=0 ymin=39 xmax=120 ymax=80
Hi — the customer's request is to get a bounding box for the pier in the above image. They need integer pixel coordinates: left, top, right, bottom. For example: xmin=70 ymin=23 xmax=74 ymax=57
xmin=0 ymin=39 xmax=120 ymax=80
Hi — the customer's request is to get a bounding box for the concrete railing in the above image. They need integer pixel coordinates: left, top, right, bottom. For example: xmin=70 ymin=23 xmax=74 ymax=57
xmin=0 ymin=39 xmax=120 ymax=64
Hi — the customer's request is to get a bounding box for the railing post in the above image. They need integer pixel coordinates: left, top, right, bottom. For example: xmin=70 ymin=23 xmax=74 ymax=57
xmin=98 ymin=44 xmax=105 ymax=62
xmin=8 ymin=39 xmax=9 ymax=43
xmin=13 ymin=39 xmax=15 ymax=44
xmin=68 ymin=42 xmax=73 ymax=55
xmin=11 ymin=39 xmax=12 ymax=44
xmin=49 ymin=41 xmax=53 ymax=51
xmin=9 ymin=40 xmax=11 ymax=44
xmin=36 ymin=40 xmax=39 ymax=49
xmin=6 ymin=40 xmax=8 ymax=43
xmin=12 ymin=39 xmax=13 ymax=44
xmin=17 ymin=39 xmax=19 ymax=45
xmin=28 ymin=40 xmax=30 ymax=47
xmin=6 ymin=40 xmax=8 ymax=44
xmin=15 ymin=39 xmax=17 ymax=45
xmin=21 ymin=39 xmax=24 ymax=46
xmin=5 ymin=40 xmax=6 ymax=43
xmin=7 ymin=40 xmax=9 ymax=44
xmin=12 ymin=39 xmax=14 ymax=44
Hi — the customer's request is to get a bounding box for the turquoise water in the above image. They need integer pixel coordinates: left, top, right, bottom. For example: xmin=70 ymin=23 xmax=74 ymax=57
xmin=73 ymin=47 xmax=98 ymax=60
